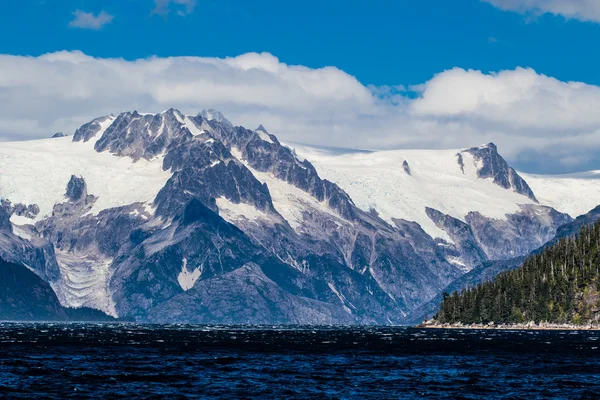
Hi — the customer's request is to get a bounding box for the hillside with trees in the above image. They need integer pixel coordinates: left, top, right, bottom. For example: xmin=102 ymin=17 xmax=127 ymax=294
xmin=435 ymin=220 xmax=600 ymax=325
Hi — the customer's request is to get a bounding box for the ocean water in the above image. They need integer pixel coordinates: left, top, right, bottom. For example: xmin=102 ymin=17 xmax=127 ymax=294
xmin=0 ymin=324 xmax=599 ymax=399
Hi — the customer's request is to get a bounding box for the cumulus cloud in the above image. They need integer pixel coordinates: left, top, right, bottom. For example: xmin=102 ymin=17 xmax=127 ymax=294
xmin=68 ymin=10 xmax=114 ymax=30
xmin=1 ymin=51 xmax=600 ymax=173
xmin=152 ymin=0 xmax=197 ymax=16
xmin=484 ymin=0 xmax=600 ymax=23
xmin=411 ymin=67 xmax=600 ymax=131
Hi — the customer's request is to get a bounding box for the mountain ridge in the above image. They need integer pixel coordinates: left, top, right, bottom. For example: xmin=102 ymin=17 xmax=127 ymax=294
xmin=0 ymin=108 xmax=597 ymax=324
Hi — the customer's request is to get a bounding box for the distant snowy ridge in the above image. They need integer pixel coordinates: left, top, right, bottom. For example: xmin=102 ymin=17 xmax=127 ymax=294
xmin=293 ymin=144 xmax=520 ymax=240
xmin=520 ymin=171 xmax=600 ymax=220
xmin=292 ymin=143 xmax=599 ymax=241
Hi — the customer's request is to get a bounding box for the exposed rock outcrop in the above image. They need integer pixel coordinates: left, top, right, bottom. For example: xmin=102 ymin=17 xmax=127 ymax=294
xmin=462 ymin=143 xmax=537 ymax=202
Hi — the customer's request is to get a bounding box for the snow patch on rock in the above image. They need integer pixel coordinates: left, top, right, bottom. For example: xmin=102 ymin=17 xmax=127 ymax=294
xmin=256 ymin=129 xmax=275 ymax=144
xmin=216 ymin=197 xmax=274 ymax=225
xmin=327 ymin=282 xmax=354 ymax=314
xmin=9 ymin=215 xmax=34 ymax=226
xmin=447 ymin=256 xmax=468 ymax=272
xmin=12 ymin=226 xmax=32 ymax=241
xmin=228 ymin=146 xmax=347 ymax=231
xmin=251 ymin=168 xmax=345 ymax=231
xmin=183 ymin=116 xmax=206 ymax=136
xmin=178 ymin=258 xmax=202 ymax=291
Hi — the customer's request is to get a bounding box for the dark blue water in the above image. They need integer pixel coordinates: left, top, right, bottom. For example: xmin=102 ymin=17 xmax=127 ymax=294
xmin=1 ymin=323 xmax=600 ymax=399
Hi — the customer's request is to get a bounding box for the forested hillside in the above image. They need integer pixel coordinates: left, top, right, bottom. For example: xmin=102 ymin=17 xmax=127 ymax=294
xmin=435 ymin=221 xmax=600 ymax=325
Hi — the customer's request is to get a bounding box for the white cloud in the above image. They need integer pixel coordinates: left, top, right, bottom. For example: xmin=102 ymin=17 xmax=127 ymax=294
xmin=152 ymin=0 xmax=197 ymax=16
xmin=1 ymin=51 xmax=600 ymax=173
xmin=68 ymin=10 xmax=114 ymax=30
xmin=411 ymin=67 xmax=600 ymax=131
xmin=484 ymin=0 xmax=600 ymax=23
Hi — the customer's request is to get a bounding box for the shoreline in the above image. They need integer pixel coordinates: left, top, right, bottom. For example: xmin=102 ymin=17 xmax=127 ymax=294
xmin=418 ymin=321 xmax=600 ymax=331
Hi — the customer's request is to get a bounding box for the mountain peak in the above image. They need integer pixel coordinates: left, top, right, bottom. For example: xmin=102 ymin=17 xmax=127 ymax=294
xmin=198 ymin=109 xmax=233 ymax=127
xmin=72 ymin=115 xmax=113 ymax=143
xmin=464 ymin=143 xmax=537 ymax=202
xmin=161 ymin=108 xmax=183 ymax=118
xmin=256 ymin=124 xmax=269 ymax=134
xmin=483 ymin=142 xmax=497 ymax=151
xmin=471 ymin=142 xmax=497 ymax=152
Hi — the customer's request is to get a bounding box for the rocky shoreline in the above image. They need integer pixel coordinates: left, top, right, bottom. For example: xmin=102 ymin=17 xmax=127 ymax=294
xmin=418 ymin=320 xmax=600 ymax=331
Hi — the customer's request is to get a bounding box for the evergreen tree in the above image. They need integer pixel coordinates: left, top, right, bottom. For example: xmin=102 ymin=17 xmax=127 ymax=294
xmin=435 ymin=221 xmax=600 ymax=325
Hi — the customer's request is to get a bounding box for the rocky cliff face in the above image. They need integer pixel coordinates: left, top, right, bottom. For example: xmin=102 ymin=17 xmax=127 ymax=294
xmin=464 ymin=204 xmax=571 ymax=260
xmin=426 ymin=204 xmax=571 ymax=263
xmin=0 ymin=109 xmax=584 ymax=324
xmin=0 ymin=202 xmax=59 ymax=283
xmin=462 ymin=143 xmax=537 ymax=202
xmin=425 ymin=207 xmax=487 ymax=270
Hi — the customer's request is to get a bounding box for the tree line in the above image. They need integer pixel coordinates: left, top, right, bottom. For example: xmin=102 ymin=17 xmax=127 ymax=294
xmin=435 ymin=220 xmax=600 ymax=325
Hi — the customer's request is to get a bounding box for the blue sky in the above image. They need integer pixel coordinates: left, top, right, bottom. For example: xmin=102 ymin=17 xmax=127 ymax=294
xmin=2 ymin=0 xmax=599 ymax=87
xmin=1 ymin=0 xmax=600 ymax=173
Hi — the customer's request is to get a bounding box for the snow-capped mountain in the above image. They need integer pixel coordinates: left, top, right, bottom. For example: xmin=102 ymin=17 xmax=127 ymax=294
xmin=292 ymin=143 xmax=596 ymax=265
xmin=0 ymin=108 xmax=598 ymax=324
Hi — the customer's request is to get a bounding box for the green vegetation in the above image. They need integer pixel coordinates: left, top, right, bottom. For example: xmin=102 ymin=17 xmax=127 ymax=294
xmin=436 ymin=221 xmax=600 ymax=325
